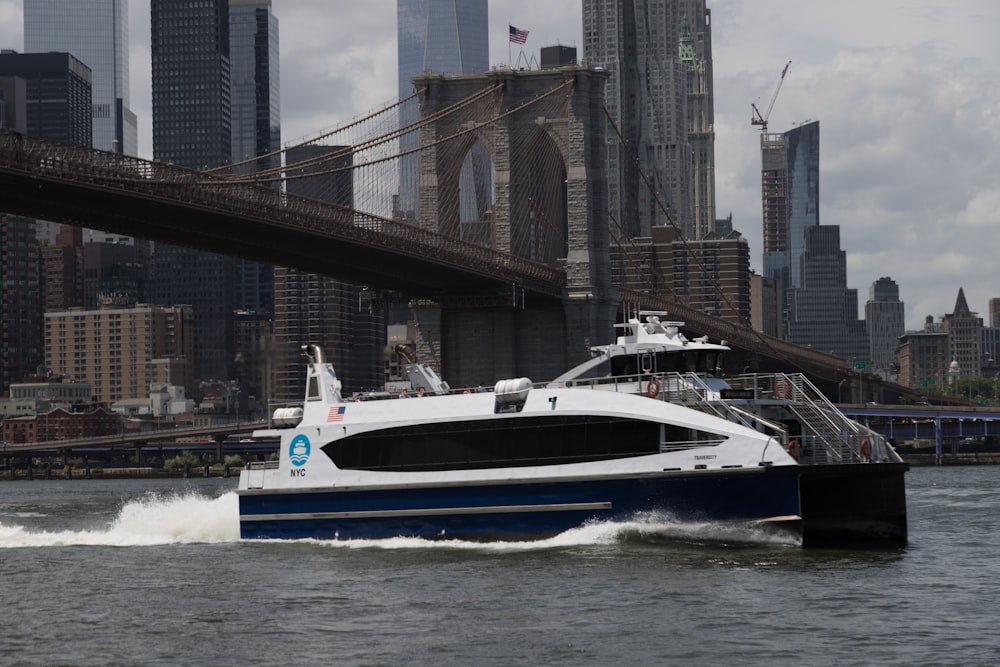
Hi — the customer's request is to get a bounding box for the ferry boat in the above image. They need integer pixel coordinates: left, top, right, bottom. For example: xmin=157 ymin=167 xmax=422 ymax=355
xmin=238 ymin=314 xmax=907 ymax=547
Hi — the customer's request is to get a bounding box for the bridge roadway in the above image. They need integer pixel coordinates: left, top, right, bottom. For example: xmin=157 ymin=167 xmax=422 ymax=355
xmin=0 ymin=130 xmax=864 ymax=384
xmin=0 ymin=130 xmax=563 ymax=298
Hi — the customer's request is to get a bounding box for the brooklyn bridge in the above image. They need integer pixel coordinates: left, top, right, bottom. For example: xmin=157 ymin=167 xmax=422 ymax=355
xmin=0 ymin=64 xmax=870 ymax=396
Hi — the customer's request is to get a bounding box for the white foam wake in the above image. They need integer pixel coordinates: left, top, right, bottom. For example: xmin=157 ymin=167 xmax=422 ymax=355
xmin=0 ymin=491 xmax=241 ymax=548
xmin=296 ymin=513 xmax=800 ymax=552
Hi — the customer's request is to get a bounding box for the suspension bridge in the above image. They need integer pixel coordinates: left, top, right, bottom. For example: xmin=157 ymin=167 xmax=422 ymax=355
xmin=0 ymin=64 xmax=859 ymax=388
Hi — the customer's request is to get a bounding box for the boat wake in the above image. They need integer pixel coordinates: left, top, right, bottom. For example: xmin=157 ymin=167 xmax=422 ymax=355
xmin=0 ymin=494 xmax=797 ymax=550
xmin=295 ymin=512 xmax=801 ymax=552
xmin=0 ymin=491 xmax=241 ymax=548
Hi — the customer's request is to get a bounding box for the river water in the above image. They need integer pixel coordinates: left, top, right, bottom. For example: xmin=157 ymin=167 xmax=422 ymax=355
xmin=0 ymin=466 xmax=997 ymax=666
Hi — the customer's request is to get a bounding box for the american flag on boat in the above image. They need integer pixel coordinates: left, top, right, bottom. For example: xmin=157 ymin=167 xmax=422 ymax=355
xmin=327 ymin=406 xmax=346 ymax=422
xmin=509 ymin=25 xmax=529 ymax=45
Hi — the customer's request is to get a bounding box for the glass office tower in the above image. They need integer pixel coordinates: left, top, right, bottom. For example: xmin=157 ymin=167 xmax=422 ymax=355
xmin=150 ymin=0 xmax=234 ymax=383
xmin=229 ymin=0 xmax=280 ymax=316
xmin=396 ymin=0 xmax=489 ymax=222
xmin=761 ymin=119 xmax=820 ymax=332
xmin=24 ymin=0 xmax=137 ymax=154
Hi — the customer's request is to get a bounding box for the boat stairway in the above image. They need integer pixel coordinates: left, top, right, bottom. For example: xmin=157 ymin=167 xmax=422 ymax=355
xmin=670 ymin=372 xmax=901 ymax=465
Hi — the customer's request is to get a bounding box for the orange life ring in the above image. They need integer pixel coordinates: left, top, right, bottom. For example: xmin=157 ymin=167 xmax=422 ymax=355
xmin=775 ymin=380 xmax=789 ymax=397
xmin=646 ymin=379 xmax=661 ymax=397
xmin=786 ymin=439 xmax=800 ymax=460
xmin=860 ymin=438 xmax=871 ymax=460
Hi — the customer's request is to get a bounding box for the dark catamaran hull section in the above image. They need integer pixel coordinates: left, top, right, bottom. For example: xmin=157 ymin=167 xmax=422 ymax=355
xmin=238 ymin=463 xmax=908 ymax=547
xmin=792 ymin=462 xmax=909 ymax=548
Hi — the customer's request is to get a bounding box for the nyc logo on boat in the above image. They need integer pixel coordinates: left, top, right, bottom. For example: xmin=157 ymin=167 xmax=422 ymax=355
xmin=289 ymin=434 xmax=311 ymax=468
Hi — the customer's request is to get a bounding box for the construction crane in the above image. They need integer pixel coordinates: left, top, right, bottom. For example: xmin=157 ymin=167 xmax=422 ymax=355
xmin=751 ymin=60 xmax=791 ymax=133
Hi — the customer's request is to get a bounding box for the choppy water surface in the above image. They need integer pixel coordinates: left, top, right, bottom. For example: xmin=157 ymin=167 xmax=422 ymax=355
xmin=1 ymin=467 xmax=998 ymax=666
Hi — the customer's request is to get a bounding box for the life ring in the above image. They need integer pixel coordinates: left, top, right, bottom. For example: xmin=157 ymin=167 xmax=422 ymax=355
xmin=646 ymin=379 xmax=661 ymax=397
xmin=775 ymin=380 xmax=789 ymax=397
xmin=786 ymin=439 xmax=800 ymax=460
xmin=860 ymin=438 xmax=871 ymax=460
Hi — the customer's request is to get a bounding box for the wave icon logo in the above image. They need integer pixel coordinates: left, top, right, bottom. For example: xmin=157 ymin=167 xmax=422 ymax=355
xmin=289 ymin=434 xmax=311 ymax=467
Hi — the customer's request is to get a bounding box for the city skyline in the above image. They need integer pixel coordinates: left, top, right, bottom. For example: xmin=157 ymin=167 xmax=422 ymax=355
xmin=0 ymin=0 xmax=997 ymax=329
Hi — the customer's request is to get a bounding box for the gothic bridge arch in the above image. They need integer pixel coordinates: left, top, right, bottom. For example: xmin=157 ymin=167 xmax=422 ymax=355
xmin=411 ymin=66 xmax=620 ymax=385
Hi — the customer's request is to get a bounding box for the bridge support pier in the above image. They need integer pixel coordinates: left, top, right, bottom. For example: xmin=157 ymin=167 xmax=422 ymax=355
xmin=413 ymin=296 xmax=617 ymax=389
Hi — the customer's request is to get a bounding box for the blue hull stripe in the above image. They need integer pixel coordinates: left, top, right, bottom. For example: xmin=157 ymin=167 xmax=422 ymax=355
xmin=239 ymin=472 xmax=802 ymax=540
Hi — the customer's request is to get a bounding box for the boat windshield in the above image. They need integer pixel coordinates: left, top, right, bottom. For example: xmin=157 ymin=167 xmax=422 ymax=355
xmin=610 ymin=350 xmax=723 ymax=377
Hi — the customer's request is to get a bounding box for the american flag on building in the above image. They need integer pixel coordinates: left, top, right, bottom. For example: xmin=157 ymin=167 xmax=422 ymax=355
xmin=327 ymin=406 xmax=346 ymax=422
xmin=509 ymin=25 xmax=529 ymax=45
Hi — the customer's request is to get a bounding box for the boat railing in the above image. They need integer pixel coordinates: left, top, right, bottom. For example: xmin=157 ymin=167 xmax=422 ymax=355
xmin=724 ymin=373 xmax=902 ymax=464
xmin=557 ymin=371 xmax=900 ymax=465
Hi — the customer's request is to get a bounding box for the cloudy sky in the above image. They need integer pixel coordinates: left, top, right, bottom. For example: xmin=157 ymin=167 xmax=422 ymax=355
xmin=1 ymin=0 xmax=998 ymax=330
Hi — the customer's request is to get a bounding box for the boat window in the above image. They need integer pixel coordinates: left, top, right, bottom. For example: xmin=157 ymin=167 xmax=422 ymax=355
xmin=306 ymin=375 xmax=321 ymax=401
xmin=322 ymin=415 xmax=728 ymax=472
xmin=655 ymin=351 xmax=725 ymax=376
xmin=609 ymin=356 xmax=637 ymax=377
xmin=655 ymin=352 xmax=679 ymax=373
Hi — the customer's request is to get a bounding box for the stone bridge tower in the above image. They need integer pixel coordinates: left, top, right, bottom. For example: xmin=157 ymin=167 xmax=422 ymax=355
xmin=411 ymin=65 xmax=619 ymax=385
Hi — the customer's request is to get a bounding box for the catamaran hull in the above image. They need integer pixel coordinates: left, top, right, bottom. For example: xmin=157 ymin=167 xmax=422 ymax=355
xmin=238 ymin=463 xmax=907 ymax=547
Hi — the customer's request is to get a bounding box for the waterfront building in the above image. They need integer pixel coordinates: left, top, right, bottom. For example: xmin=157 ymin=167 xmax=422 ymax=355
xmin=896 ymin=329 xmax=949 ymax=392
xmin=396 ymin=0 xmax=489 ymax=223
xmin=0 ymin=378 xmax=93 ymax=419
xmin=229 ymin=0 xmax=280 ymax=316
xmin=23 ymin=0 xmax=136 ymax=154
xmin=150 ymin=0 xmax=234 ymax=383
xmin=1 ymin=406 xmax=119 ymax=444
xmin=865 ymin=277 xmax=905 ymax=381
xmin=44 ymin=302 xmax=194 ymax=405
xmin=786 ymin=225 xmax=867 ymax=362
xmin=584 ymin=0 xmax=714 ymax=241
xmin=942 ymin=287 xmax=982 ymax=379
xmin=761 ymin=120 xmax=820 ymax=330
xmin=0 ymin=51 xmax=92 ymax=146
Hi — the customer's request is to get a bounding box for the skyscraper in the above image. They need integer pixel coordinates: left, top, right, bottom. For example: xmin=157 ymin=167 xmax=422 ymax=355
xmin=942 ymin=287 xmax=982 ymax=379
xmin=396 ymin=0 xmax=489 ymax=222
xmin=0 ymin=51 xmax=93 ymax=146
xmin=229 ymin=0 xmax=280 ymax=316
xmin=150 ymin=0 xmax=234 ymax=383
xmin=583 ymin=0 xmax=713 ymax=241
xmin=0 ymin=52 xmax=92 ymax=393
xmin=0 ymin=214 xmax=42 ymax=395
xmin=150 ymin=0 xmax=231 ymax=169
xmin=678 ymin=11 xmax=716 ymax=240
xmin=865 ymin=277 xmax=905 ymax=380
xmin=23 ymin=0 xmax=137 ymax=154
xmin=229 ymin=0 xmax=280 ymax=172
xmin=761 ymin=119 xmax=820 ymax=329
xmin=786 ymin=224 xmax=867 ymax=362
